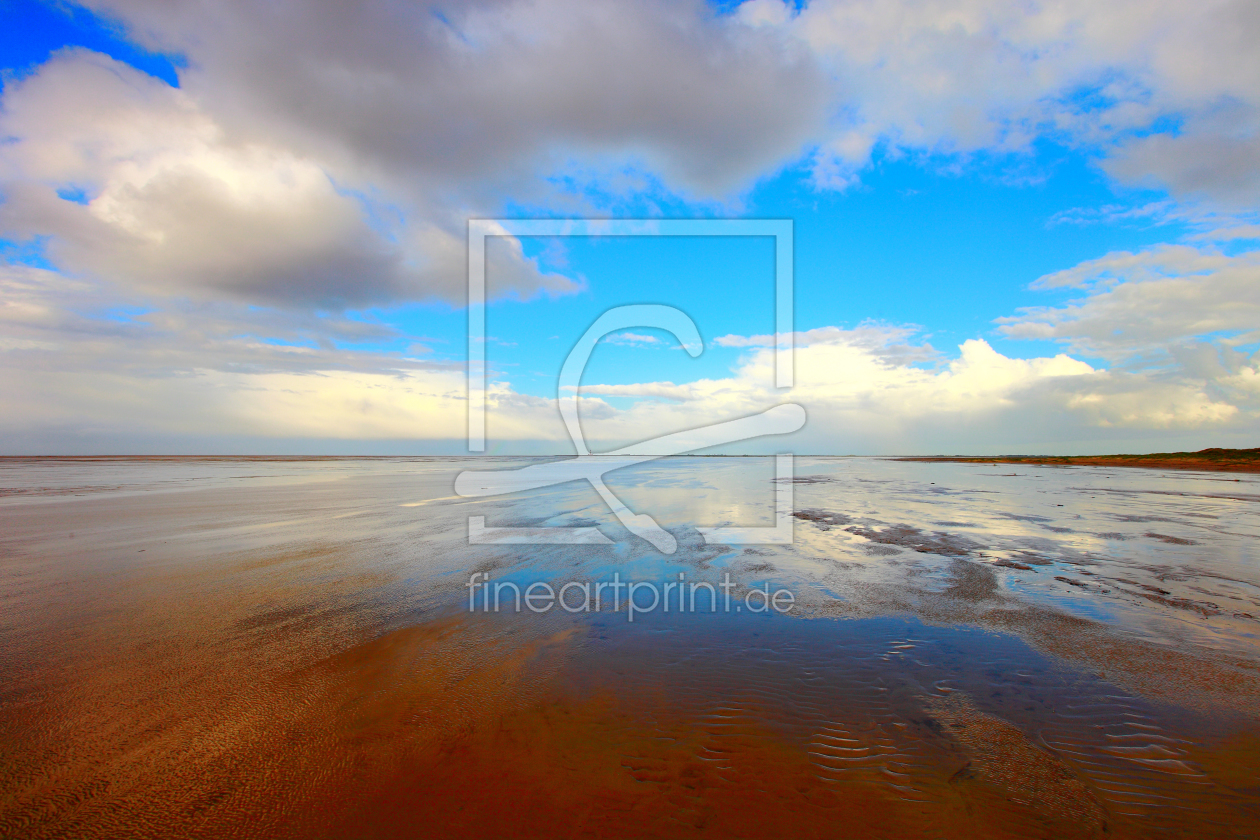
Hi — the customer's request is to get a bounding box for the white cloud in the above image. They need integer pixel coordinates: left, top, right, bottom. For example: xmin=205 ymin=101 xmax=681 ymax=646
xmin=2 ymin=0 xmax=1258 ymax=453
xmin=757 ymin=0 xmax=1260 ymax=205
xmin=601 ymin=331 xmax=664 ymax=346
xmin=75 ymin=0 xmax=1260 ymax=210
xmin=84 ymin=0 xmax=829 ymax=197
xmin=0 ymin=261 xmax=454 ymax=379
xmin=999 ymin=244 xmax=1260 ymax=358
xmin=0 ymin=263 xmax=481 ymax=445
xmin=568 ymin=326 xmax=1248 ymax=453
xmin=0 ymin=50 xmax=577 ymax=308
xmin=3 ymin=0 xmax=1258 ymax=314
xmin=714 ymin=324 xmax=939 ymax=366
xmin=0 ymin=269 xmax=1251 ymax=453
xmin=1194 ymin=225 xmax=1260 ymax=243
xmin=566 ymin=381 xmax=693 ymax=401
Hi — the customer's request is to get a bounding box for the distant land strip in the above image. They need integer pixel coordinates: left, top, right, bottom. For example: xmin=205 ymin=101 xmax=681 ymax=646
xmin=893 ymin=447 xmax=1260 ymax=474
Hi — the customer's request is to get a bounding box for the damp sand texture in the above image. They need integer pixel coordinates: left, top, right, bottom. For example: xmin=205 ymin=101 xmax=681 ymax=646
xmin=2 ymin=456 xmax=1259 ymax=838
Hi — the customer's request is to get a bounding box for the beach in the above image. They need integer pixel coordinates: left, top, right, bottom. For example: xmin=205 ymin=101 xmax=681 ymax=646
xmin=2 ymin=455 xmax=1258 ymax=838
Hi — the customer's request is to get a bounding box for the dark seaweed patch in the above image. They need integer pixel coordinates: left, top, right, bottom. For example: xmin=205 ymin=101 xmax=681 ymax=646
xmin=1144 ymin=532 xmax=1197 ymax=546
xmin=844 ymin=524 xmax=979 ymax=557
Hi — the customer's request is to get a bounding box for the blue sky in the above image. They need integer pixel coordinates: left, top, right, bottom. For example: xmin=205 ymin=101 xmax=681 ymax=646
xmin=1 ymin=0 xmax=1257 ymax=454
xmin=478 ymin=154 xmax=1184 ymax=396
xmin=0 ymin=0 xmax=181 ymax=88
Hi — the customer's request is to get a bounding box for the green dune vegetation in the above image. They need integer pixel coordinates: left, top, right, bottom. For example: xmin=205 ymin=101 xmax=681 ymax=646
xmin=895 ymin=448 xmax=1260 ymax=474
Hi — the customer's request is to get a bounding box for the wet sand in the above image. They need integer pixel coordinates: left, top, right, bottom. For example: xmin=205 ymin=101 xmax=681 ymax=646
xmin=1 ymin=456 xmax=1258 ymax=838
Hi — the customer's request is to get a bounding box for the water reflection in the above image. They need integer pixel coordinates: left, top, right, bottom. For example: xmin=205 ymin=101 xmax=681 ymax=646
xmin=1 ymin=456 xmax=1257 ymax=838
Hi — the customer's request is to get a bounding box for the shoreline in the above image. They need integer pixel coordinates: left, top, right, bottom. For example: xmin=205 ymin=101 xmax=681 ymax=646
xmin=893 ymin=447 xmax=1260 ymax=474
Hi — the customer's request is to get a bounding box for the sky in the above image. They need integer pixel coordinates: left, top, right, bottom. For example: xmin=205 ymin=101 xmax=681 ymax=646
xmin=0 ymin=0 xmax=1258 ymax=455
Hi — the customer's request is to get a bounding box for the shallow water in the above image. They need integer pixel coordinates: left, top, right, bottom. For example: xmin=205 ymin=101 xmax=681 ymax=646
xmin=1 ymin=456 xmax=1258 ymax=838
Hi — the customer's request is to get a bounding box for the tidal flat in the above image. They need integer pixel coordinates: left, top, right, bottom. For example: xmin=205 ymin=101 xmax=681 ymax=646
xmin=1 ymin=456 xmax=1258 ymax=838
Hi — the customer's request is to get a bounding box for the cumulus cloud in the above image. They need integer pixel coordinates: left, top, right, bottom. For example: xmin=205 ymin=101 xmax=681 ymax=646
xmin=7 ymin=234 xmax=1251 ymax=454
xmin=4 ymin=0 xmax=1258 ymax=312
xmin=568 ymin=326 xmax=1248 ymax=453
xmin=75 ymin=0 xmax=1260 ymax=206
xmin=746 ymin=0 xmax=1260 ymax=202
xmin=999 ymin=244 xmax=1260 ymax=359
xmin=2 ymin=270 xmax=1252 ymax=453
xmin=1105 ymin=132 xmax=1260 ymax=211
xmin=0 ymin=259 xmax=483 ymax=447
xmin=0 ymin=49 xmax=577 ymax=308
xmin=2 ymin=0 xmax=1258 ymax=453
xmin=105 ymin=0 xmax=826 ymax=190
